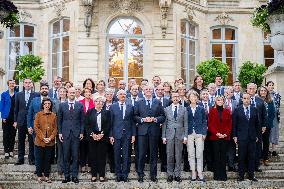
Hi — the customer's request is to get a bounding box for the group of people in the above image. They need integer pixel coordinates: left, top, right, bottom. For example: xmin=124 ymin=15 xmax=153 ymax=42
xmin=0 ymin=74 xmax=281 ymax=184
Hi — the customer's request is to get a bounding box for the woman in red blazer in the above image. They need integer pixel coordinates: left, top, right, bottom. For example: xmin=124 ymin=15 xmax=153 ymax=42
xmin=208 ymin=96 xmax=232 ymax=181
xmin=79 ymin=87 xmax=95 ymax=172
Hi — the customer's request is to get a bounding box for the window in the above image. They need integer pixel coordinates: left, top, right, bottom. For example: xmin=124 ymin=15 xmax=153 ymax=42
xmin=263 ymin=32 xmax=274 ymax=67
xmin=180 ymin=20 xmax=198 ymax=87
xmin=50 ymin=18 xmax=70 ymax=81
xmin=210 ymin=27 xmax=237 ymax=84
xmin=7 ymin=23 xmax=36 ymax=87
xmin=107 ymin=17 xmax=144 ymax=85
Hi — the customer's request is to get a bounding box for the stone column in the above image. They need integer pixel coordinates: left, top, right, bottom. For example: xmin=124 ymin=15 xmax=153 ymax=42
xmin=264 ymin=14 xmax=284 ymax=134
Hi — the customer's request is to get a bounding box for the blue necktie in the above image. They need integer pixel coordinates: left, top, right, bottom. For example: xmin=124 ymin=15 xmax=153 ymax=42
xmin=251 ymin=98 xmax=255 ymax=107
xmin=174 ymin=106 xmax=177 ymax=120
xmin=120 ymin=104 xmax=124 ymax=119
xmin=147 ymin=100 xmax=151 ymax=109
xmin=245 ymin=107 xmax=250 ymax=120
xmin=54 ymin=89 xmax=57 ymax=99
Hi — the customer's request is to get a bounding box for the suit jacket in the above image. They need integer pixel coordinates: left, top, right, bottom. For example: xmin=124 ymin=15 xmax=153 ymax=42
xmin=187 ymin=106 xmax=207 ymax=135
xmin=85 ymin=108 xmax=110 ymax=143
xmin=14 ymin=91 xmax=38 ymax=126
xmin=134 ymin=98 xmax=166 ymax=136
xmin=109 ymin=102 xmax=136 ymax=139
xmin=208 ymin=107 xmax=232 ymax=140
xmin=162 ymin=105 xmax=188 ymax=140
xmin=224 ymin=98 xmax=238 ymax=114
xmin=58 ymin=101 xmax=84 ymax=138
xmin=215 ymin=86 xmax=225 ymax=96
xmin=27 ymin=97 xmax=56 ymax=129
xmin=48 ymin=88 xmax=58 ymax=100
xmin=0 ymin=90 xmax=17 ymax=119
xmin=232 ymin=92 xmax=243 ymax=105
xmin=157 ymin=97 xmax=171 ymax=108
xmin=232 ymin=106 xmax=261 ymax=141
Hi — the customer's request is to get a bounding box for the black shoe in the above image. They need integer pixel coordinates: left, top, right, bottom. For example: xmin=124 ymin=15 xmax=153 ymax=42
xmin=138 ymin=176 xmax=144 ymax=183
xmin=29 ymin=160 xmax=35 ymax=165
xmin=116 ymin=177 xmax=121 ymax=182
xmin=249 ymin=177 xmax=258 ymax=182
xmin=167 ymin=176 xmax=173 ymax=182
xmin=15 ymin=161 xmax=24 ymax=165
xmin=174 ymin=176 xmax=182 ymax=182
xmin=228 ymin=167 xmax=237 ymax=172
xmin=62 ymin=177 xmax=71 ymax=183
xmin=150 ymin=177 xmax=158 ymax=183
xmin=161 ymin=167 xmax=167 ymax=172
xmin=183 ymin=166 xmax=190 ymax=172
xmin=237 ymin=177 xmax=245 ymax=182
xmin=272 ymin=151 xmax=278 ymax=156
xmin=255 ymin=168 xmax=262 ymax=172
xmin=72 ymin=177 xmax=79 ymax=183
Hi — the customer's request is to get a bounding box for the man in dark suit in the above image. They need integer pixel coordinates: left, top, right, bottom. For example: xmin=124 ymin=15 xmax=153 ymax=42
xmin=233 ymin=93 xmax=261 ymax=181
xmin=109 ymin=89 xmax=136 ymax=182
xmin=134 ymin=85 xmax=165 ymax=183
xmin=246 ymin=83 xmax=267 ymax=172
xmin=48 ymin=76 xmax=62 ymax=100
xmin=232 ymin=81 xmax=243 ymax=105
xmin=155 ymin=84 xmax=171 ymax=172
xmin=58 ymin=87 xmax=84 ymax=184
xmin=214 ymin=75 xmax=225 ymax=96
xmin=14 ymin=78 xmax=38 ymax=165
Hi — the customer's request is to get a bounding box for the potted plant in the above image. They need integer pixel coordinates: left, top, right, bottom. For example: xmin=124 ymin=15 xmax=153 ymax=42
xmin=0 ymin=0 xmax=19 ymax=28
xmin=238 ymin=61 xmax=267 ymax=89
xmin=196 ymin=58 xmax=229 ymax=86
xmin=15 ymin=54 xmax=45 ymax=82
xmin=251 ymin=0 xmax=284 ymax=68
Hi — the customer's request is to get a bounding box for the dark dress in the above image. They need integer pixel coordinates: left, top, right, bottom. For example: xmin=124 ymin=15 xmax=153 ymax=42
xmin=85 ymin=108 xmax=110 ymax=177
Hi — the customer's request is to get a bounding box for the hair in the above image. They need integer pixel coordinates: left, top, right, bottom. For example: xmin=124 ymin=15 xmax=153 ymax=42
xmin=83 ymin=78 xmax=96 ymax=90
xmin=214 ymin=95 xmax=225 ymax=108
xmin=105 ymin=88 xmax=115 ymax=94
xmin=187 ymin=90 xmax=199 ymax=101
xmin=41 ymin=98 xmax=53 ymax=111
xmin=65 ymin=81 xmax=73 ymax=87
xmin=200 ymin=88 xmax=209 ymax=95
xmin=40 ymin=82 xmax=49 ymax=89
xmin=97 ymin=80 xmax=106 ymax=87
xmin=193 ymin=75 xmax=204 ymax=89
xmin=258 ymin=86 xmax=272 ymax=103
xmin=23 ymin=78 xmax=32 ymax=82
xmin=141 ymin=78 xmax=148 ymax=83
xmin=215 ymin=75 xmax=222 ymax=79
xmin=247 ymin=83 xmax=257 ymax=89
xmin=163 ymin=81 xmax=173 ymax=91
xmin=152 ymin=75 xmax=161 ymax=81
xmin=57 ymin=87 xmax=67 ymax=100
xmin=94 ymin=95 xmax=106 ymax=103
xmin=130 ymin=84 xmax=139 ymax=91
xmin=107 ymin=77 xmax=116 ymax=83
xmin=266 ymin=81 xmax=274 ymax=87
xmin=54 ymin=76 xmax=62 ymax=81
xmin=83 ymin=87 xmax=92 ymax=95
xmin=7 ymin=79 xmax=15 ymax=86
xmin=233 ymin=80 xmax=240 ymax=84
xmin=174 ymin=78 xmax=184 ymax=85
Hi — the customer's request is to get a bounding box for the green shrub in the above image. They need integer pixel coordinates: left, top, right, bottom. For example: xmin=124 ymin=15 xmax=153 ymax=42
xmin=238 ymin=61 xmax=267 ymax=89
xmin=196 ymin=58 xmax=229 ymax=86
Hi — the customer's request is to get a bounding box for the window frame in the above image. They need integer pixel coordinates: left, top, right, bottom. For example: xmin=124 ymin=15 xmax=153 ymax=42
xmin=106 ymin=17 xmax=145 ymax=86
xmin=49 ymin=18 xmax=70 ymax=82
xmin=263 ymin=32 xmax=275 ymax=67
xmin=6 ymin=23 xmax=36 ymax=90
xmin=210 ymin=26 xmax=238 ymax=83
xmin=180 ymin=20 xmax=198 ymax=87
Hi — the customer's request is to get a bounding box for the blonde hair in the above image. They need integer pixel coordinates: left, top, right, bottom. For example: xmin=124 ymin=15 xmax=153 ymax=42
xmin=214 ymin=95 xmax=225 ymax=108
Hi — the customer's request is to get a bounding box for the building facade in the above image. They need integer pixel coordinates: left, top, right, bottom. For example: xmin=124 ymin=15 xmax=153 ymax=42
xmin=0 ymin=0 xmax=273 ymax=90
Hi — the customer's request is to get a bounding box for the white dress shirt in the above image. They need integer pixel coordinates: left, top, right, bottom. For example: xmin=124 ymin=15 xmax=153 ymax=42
xmin=68 ymin=99 xmax=75 ymax=110
xmin=119 ymin=101 xmax=126 ymax=119
xmin=171 ymin=104 xmax=179 ymax=116
xmin=97 ymin=112 xmax=102 ymax=131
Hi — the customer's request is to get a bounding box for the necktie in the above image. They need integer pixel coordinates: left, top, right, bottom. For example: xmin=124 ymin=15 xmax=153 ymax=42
xmin=120 ymin=103 xmax=124 ymax=119
xmin=211 ymin=96 xmax=214 ymax=105
xmin=204 ymin=102 xmax=208 ymax=112
xmin=70 ymin=103 xmax=74 ymax=112
xmin=54 ymin=89 xmax=57 ymax=99
xmin=245 ymin=107 xmax=250 ymax=120
xmin=132 ymin=98 xmax=136 ymax=106
xmin=147 ymin=100 xmax=151 ymax=109
xmin=218 ymin=88 xmax=221 ymax=96
xmin=174 ymin=106 xmax=177 ymax=120
xmin=25 ymin=91 xmax=30 ymax=106
xmin=251 ymin=98 xmax=255 ymax=107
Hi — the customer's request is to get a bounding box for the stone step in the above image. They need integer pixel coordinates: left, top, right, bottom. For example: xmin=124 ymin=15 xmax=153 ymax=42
xmin=1 ymin=179 xmax=284 ymax=189
xmin=1 ymin=170 xmax=284 ymax=181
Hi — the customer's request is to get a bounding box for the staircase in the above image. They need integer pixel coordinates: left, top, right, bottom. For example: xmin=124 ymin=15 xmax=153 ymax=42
xmin=1 ymin=132 xmax=284 ymax=188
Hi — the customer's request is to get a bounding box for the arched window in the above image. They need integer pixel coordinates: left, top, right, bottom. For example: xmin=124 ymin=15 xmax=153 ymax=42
xmin=180 ymin=20 xmax=198 ymax=87
xmin=107 ymin=17 xmax=144 ymax=85
xmin=263 ymin=32 xmax=274 ymax=67
xmin=50 ymin=18 xmax=70 ymax=81
xmin=210 ymin=26 xmax=237 ymax=84
xmin=7 ymin=23 xmax=36 ymax=88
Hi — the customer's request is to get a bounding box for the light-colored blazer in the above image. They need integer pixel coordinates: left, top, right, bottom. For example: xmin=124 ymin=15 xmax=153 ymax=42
xmin=162 ymin=105 xmax=188 ymax=140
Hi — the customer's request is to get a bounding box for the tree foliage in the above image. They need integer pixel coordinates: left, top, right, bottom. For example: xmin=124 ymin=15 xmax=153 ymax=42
xmin=196 ymin=58 xmax=230 ymax=86
xmin=238 ymin=61 xmax=267 ymax=89
xmin=16 ymin=54 xmax=45 ymax=82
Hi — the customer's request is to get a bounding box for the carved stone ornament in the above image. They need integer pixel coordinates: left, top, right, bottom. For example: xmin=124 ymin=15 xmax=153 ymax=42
xmin=159 ymin=0 xmax=172 ymax=38
xmin=18 ymin=10 xmax=32 ymax=23
xmin=82 ymin=0 xmax=95 ymax=37
xmin=109 ymin=0 xmax=143 ymax=15
xmin=184 ymin=5 xmax=195 ymax=21
xmin=215 ymin=12 xmax=234 ymax=25
xmin=54 ymin=0 xmax=66 ymax=19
